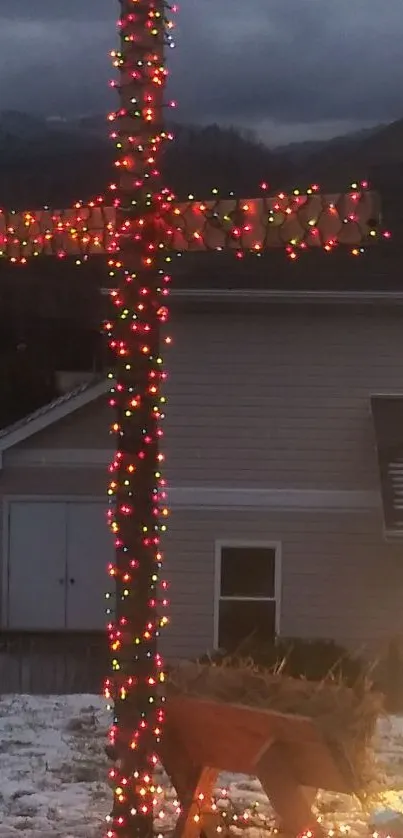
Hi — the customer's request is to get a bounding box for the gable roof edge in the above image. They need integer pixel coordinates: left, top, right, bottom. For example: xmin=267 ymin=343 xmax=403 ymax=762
xmin=0 ymin=379 xmax=111 ymax=453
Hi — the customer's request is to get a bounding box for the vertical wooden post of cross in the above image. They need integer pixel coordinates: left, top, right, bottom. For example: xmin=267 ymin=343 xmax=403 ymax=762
xmin=104 ymin=2 xmax=172 ymax=837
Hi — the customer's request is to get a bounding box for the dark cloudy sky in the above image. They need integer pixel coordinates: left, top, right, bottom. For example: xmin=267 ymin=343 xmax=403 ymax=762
xmin=1 ymin=0 xmax=402 ymax=144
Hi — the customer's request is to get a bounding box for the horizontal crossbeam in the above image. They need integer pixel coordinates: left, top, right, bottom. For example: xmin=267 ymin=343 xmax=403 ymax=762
xmin=0 ymin=190 xmax=382 ymax=263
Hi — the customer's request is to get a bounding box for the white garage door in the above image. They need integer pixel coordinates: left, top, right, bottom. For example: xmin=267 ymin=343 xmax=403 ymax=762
xmin=7 ymin=500 xmax=114 ymax=631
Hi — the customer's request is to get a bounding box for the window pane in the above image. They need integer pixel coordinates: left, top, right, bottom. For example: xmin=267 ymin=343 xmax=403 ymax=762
xmin=220 ymin=546 xmax=275 ymax=597
xmin=218 ymin=599 xmax=276 ymax=652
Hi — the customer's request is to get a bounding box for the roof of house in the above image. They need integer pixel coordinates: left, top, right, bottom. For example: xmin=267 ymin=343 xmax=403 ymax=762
xmin=0 ymin=376 xmax=110 ymax=452
xmin=2 ymin=239 xmax=402 ymax=296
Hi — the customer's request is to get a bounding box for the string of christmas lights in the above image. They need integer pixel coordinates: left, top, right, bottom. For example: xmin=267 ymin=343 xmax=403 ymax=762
xmin=0 ymin=185 xmax=389 ymax=264
xmin=102 ymin=2 xmax=175 ymax=837
xmin=0 ymin=2 xmax=392 ymax=837
xmin=133 ymin=772 xmax=383 ymax=838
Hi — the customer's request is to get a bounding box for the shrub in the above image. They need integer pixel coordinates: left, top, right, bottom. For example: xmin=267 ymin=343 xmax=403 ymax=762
xmin=198 ymin=636 xmax=365 ymax=686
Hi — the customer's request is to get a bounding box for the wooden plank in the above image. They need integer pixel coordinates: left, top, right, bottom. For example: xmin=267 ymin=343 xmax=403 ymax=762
xmin=256 ymin=741 xmax=322 ymax=836
xmin=165 ymin=696 xmax=352 ymax=793
xmin=172 ymin=767 xmax=219 ymax=838
xmin=159 ymin=727 xmax=220 ymax=838
xmin=0 ymin=191 xmax=381 ymax=260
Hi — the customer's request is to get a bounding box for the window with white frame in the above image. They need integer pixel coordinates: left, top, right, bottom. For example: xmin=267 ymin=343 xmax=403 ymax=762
xmin=215 ymin=543 xmax=279 ymax=652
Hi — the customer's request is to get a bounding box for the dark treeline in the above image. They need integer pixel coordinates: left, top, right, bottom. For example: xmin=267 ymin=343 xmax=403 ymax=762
xmin=0 ymin=123 xmax=294 ymax=209
xmin=0 ymin=115 xmax=402 ymax=218
xmin=0 ymin=257 xmax=108 ymax=427
xmin=0 ymin=317 xmax=106 ymax=428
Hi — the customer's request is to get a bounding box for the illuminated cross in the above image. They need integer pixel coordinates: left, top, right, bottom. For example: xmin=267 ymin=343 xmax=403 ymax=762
xmin=1 ymin=2 xmax=385 ymax=837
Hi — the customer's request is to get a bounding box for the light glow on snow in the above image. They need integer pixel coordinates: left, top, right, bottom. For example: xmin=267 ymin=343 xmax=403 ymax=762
xmin=0 ymin=694 xmax=403 ymax=837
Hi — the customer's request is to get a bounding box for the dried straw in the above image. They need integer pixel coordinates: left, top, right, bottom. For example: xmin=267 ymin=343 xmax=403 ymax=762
xmin=167 ymin=659 xmax=383 ymax=796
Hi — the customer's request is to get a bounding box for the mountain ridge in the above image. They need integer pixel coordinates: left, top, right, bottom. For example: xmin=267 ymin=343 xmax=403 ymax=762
xmin=0 ymin=111 xmax=402 ymax=212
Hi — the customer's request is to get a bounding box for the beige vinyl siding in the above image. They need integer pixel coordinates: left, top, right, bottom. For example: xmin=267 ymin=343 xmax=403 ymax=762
xmin=161 ymin=507 xmax=403 ymax=659
xmin=2 ymin=308 xmax=403 ymax=650
xmin=9 ymin=310 xmax=403 ymax=493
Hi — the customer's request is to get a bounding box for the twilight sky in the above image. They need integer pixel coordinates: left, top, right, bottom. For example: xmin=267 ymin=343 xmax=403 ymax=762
xmin=1 ymin=0 xmax=402 ymax=144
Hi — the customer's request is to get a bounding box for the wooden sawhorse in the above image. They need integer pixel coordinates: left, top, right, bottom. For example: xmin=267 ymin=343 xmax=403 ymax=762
xmin=160 ymin=695 xmax=356 ymax=838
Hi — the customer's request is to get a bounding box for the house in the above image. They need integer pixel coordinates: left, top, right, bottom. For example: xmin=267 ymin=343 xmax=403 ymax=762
xmin=1 ymin=248 xmax=403 ymax=661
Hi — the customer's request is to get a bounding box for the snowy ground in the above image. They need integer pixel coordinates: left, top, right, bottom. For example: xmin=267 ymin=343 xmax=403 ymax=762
xmin=1 ymin=694 xmax=403 ymax=838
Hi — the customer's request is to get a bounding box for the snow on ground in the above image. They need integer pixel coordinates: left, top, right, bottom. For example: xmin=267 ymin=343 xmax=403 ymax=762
xmin=1 ymin=694 xmax=403 ymax=837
